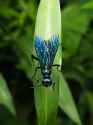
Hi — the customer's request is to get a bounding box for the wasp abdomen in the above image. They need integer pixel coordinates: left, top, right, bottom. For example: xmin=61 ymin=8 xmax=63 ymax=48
xmin=42 ymin=68 xmax=52 ymax=87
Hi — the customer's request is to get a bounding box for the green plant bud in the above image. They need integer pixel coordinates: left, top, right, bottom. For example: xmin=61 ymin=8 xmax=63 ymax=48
xmin=34 ymin=0 xmax=62 ymax=66
xmin=35 ymin=0 xmax=61 ymax=41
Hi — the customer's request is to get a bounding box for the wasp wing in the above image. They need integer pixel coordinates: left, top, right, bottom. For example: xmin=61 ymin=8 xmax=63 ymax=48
xmin=35 ymin=35 xmax=59 ymax=68
xmin=35 ymin=36 xmax=50 ymax=67
xmin=48 ymin=35 xmax=59 ymax=66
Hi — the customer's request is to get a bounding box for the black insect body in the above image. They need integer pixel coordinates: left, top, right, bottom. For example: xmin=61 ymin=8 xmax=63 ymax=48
xmin=41 ymin=66 xmax=52 ymax=87
xmin=33 ymin=35 xmax=60 ymax=87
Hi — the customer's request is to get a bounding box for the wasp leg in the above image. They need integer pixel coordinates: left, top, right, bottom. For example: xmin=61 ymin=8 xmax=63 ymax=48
xmin=30 ymin=66 xmax=42 ymax=88
xmin=52 ymin=64 xmax=60 ymax=67
xmin=22 ymin=66 xmax=41 ymax=89
xmin=52 ymin=81 xmax=55 ymax=90
xmin=30 ymin=83 xmax=42 ymax=88
xmin=32 ymin=66 xmax=40 ymax=79
xmin=52 ymin=64 xmax=60 ymax=70
xmin=31 ymin=55 xmax=40 ymax=79
xmin=32 ymin=55 xmax=39 ymax=61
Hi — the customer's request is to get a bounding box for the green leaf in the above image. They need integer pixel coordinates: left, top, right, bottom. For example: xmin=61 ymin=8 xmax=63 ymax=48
xmin=16 ymin=28 xmax=35 ymax=77
xmin=18 ymin=0 xmax=37 ymax=21
xmin=0 ymin=74 xmax=16 ymax=115
xmin=59 ymin=73 xmax=82 ymax=125
xmin=0 ymin=6 xmax=18 ymax=17
xmin=0 ymin=107 xmax=29 ymax=125
xmin=34 ymin=70 xmax=60 ymax=125
xmin=83 ymin=91 xmax=93 ymax=125
xmin=85 ymin=91 xmax=93 ymax=113
xmin=62 ymin=5 xmax=89 ymax=58
xmin=81 ymin=1 xmax=93 ymax=18
xmin=82 ymin=1 xmax=93 ymax=10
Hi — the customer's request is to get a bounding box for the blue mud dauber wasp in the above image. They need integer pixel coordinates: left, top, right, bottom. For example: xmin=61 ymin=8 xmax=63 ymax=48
xmin=32 ymin=35 xmax=60 ymax=88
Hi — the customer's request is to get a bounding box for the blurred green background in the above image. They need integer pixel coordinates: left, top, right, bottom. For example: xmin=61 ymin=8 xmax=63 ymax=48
xmin=0 ymin=0 xmax=93 ymax=125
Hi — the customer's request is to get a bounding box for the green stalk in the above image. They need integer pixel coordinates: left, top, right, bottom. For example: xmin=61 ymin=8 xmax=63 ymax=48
xmin=33 ymin=0 xmax=62 ymax=125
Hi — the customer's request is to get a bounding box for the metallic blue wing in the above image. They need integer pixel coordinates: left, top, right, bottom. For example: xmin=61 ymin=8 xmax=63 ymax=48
xmin=48 ymin=35 xmax=59 ymax=66
xmin=35 ymin=36 xmax=48 ymax=67
xmin=34 ymin=35 xmax=59 ymax=68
